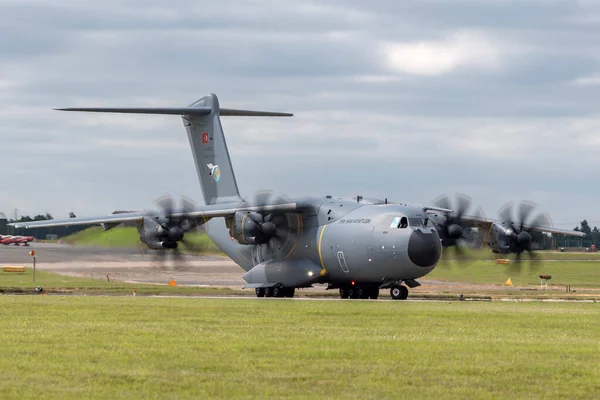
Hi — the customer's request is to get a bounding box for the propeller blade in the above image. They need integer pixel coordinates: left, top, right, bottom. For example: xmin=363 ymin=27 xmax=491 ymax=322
xmin=181 ymin=196 xmax=196 ymax=215
xmin=155 ymin=195 xmax=174 ymax=222
xmin=529 ymin=211 xmax=552 ymax=231
xmin=499 ymin=202 xmax=514 ymax=225
xmin=180 ymin=237 xmax=203 ymax=253
xmin=432 ymin=195 xmax=451 ymax=212
xmin=454 ymin=194 xmax=472 ymax=220
xmin=517 ymin=201 xmax=537 ymax=231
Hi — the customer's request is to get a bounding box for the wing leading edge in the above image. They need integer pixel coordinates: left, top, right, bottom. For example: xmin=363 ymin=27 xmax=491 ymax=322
xmin=9 ymin=202 xmax=298 ymax=229
xmin=435 ymin=213 xmax=586 ymax=237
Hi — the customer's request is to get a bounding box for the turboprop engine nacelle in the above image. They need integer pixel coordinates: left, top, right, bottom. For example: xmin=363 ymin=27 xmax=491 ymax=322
xmin=232 ymin=211 xmax=276 ymax=245
xmin=137 ymin=219 xmax=180 ymax=250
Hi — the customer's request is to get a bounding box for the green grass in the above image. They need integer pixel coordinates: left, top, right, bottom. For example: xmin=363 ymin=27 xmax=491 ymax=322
xmin=448 ymin=247 xmax=600 ymax=261
xmin=0 ymin=297 xmax=599 ymax=399
xmin=431 ymin=258 xmax=600 ymax=288
xmin=0 ymin=269 xmax=241 ymax=296
xmin=61 ymin=226 xmax=222 ymax=254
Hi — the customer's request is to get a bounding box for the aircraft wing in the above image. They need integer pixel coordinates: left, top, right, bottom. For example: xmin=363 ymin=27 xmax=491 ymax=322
xmin=9 ymin=201 xmax=299 ymax=229
xmin=449 ymin=214 xmax=586 ymax=237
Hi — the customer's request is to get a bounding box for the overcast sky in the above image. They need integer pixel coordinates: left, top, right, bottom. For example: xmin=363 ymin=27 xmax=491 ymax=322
xmin=2 ymin=0 xmax=600 ymax=229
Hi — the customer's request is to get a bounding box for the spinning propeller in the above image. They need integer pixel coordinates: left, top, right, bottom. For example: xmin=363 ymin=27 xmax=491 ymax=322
xmin=139 ymin=195 xmax=203 ymax=270
xmin=497 ymin=201 xmax=552 ymax=272
xmin=431 ymin=193 xmax=485 ymax=265
xmin=236 ymin=190 xmax=298 ymax=261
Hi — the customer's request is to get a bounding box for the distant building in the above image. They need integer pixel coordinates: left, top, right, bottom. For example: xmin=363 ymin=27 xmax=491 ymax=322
xmin=0 ymin=212 xmax=7 ymax=235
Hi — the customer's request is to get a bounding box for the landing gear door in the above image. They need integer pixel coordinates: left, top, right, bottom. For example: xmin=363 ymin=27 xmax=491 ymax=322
xmin=337 ymin=251 xmax=350 ymax=273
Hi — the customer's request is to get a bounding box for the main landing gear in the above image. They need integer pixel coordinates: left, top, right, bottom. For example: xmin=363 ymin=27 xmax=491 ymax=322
xmin=337 ymin=283 xmax=409 ymax=300
xmin=339 ymin=285 xmax=379 ymax=300
xmin=255 ymin=286 xmax=295 ymax=298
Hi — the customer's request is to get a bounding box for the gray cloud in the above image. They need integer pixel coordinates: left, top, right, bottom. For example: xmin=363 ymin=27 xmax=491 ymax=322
xmin=1 ymin=0 xmax=600 ymax=228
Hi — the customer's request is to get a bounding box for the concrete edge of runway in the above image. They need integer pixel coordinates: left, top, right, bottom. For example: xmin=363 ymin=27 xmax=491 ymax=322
xmin=3 ymin=292 xmax=600 ymax=303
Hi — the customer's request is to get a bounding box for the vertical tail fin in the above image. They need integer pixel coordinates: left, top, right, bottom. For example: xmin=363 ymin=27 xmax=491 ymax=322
xmin=182 ymin=94 xmax=241 ymax=205
xmin=55 ymin=93 xmax=293 ymax=205
xmin=181 ymin=94 xmax=293 ymax=205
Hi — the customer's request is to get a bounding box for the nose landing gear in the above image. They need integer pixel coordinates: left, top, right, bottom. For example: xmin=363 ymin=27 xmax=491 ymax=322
xmin=390 ymin=284 xmax=409 ymax=300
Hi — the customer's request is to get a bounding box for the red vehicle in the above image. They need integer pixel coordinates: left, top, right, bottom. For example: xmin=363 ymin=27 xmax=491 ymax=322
xmin=0 ymin=235 xmax=34 ymax=246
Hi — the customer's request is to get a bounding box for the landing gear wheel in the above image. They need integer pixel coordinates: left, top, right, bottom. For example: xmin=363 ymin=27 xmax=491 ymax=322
xmin=284 ymin=287 xmax=295 ymax=298
xmin=265 ymin=287 xmax=274 ymax=298
xmin=358 ymin=287 xmax=369 ymax=299
xmin=390 ymin=284 xmax=409 ymax=300
xmin=348 ymin=287 xmax=360 ymax=299
xmin=272 ymin=285 xmax=284 ymax=298
xmin=369 ymin=288 xmax=379 ymax=300
xmin=339 ymin=288 xmax=349 ymax=299
xmin=255 ymin=288 xmax=265 ymax=298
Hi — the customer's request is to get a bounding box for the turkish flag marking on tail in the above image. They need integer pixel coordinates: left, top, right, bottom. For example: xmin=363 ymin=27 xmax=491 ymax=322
xmin=202 ymin=132 xmax=209 ymax=144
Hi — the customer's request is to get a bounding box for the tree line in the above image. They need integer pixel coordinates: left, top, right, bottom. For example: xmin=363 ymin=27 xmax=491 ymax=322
xmin=3 ymin=213 xmax=91 ymax=239
xmin=569 ymin=220 xmax=599 ymax=248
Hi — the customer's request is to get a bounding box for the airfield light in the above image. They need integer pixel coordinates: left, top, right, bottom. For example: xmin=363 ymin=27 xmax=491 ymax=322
xmin=539 ymin=275 xmax=552 ymax=290
xmin=30 ymin=250 xmax=36 ymax=282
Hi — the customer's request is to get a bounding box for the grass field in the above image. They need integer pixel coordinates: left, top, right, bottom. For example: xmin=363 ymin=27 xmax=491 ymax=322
xmin=0 ymin=269 xmax=242 ymax=296
xmin=61 ymin=227 xmax=222 ymax=254
xmin=431 ymin=259 xmax=600 ymax=288
xmin=0 ymin=296 xmax=599 ymax=399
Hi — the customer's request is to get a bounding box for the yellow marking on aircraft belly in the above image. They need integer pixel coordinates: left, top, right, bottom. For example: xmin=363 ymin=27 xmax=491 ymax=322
xmin=284 ymin=243 xmax=297 ymax=260
xmin=241 ymin=213 xmax=247 ymax=237
xmin=296 ymin=215 xmax=304 ymax=237
xmin=318 ymin=225 xmax=327 ymax=270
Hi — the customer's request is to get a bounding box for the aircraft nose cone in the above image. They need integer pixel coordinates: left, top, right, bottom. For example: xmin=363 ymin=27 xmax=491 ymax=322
xmin=408 ymin=230 xmax=442 ymax=268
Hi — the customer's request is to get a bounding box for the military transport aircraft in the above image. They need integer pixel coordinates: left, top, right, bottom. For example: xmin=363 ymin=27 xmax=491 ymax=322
xmin=10 ymin=94 xmax=584 ymax=300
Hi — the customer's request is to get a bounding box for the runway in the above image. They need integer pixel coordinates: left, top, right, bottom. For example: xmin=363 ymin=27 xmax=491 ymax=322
xmin=3 ymin=243 xmax=594 ymax=299
xmin=0 ymin=242 xmax=247 ymax=287
xmin=0 ymin=242 xmax=537 ymax=296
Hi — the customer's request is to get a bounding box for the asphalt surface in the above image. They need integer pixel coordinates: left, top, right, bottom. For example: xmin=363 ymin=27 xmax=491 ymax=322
xmin=0 ymin=243 xmax=469 ymax=292
xmin=0 ymin=242 xmax=247 ymax=286
xmin=2 ymin=243 xmax=589 ymax=297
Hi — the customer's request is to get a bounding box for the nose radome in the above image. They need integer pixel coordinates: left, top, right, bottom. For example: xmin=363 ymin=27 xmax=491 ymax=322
xmin=408 ymin=229 xmax=441 ymax=268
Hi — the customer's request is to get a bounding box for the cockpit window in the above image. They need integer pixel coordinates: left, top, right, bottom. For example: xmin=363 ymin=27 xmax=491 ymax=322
xmin=409 ymin=218 xmax=430 ymax=227
xmin=399 ymin=217 xmax=408 ymax=228
xmin=390 ymin=216 xmax=409 ymax=228
xmin=409 ymin=218 xmax=423 ymax=227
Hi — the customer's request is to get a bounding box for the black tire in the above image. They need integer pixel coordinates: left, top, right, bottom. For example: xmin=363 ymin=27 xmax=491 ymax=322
xmin=390 ymin=284 xmax=402 ymax=300
xmin=285 ymin=287 xmax=295 ymax=298
xmin=272 ymin=286 xmax=283 ymax=298
xmin=265 ymin=287 xmax=273 ymax=298
xmin=255 ymin=288 xmax=265 ymax=298
xmin=390 ymin=284 xmax=408 ymax=300
xmin=399 ymin=285 xmax=408 ymax=299
xmin=349 ymin=287 xmax=359 ymax=299
xmin=339 ymin=288 xmax=349 ymax=299
xmin=369 ymin=288 xmax=379 ymax=300
xmin=358 ymin=287 xmax=369 ymax=299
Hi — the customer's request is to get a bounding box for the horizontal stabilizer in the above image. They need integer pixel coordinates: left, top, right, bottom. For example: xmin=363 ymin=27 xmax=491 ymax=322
xmin=55 ymin=107 xmax=292 ymax=117
xmin=55 ymin=107 xmax=212 ymax=116
xmin=220 ymin=108 xmax=293 ymax=117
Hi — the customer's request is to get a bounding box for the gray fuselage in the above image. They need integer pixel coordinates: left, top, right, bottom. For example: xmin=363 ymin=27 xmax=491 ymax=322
xmin=203 ymin=197 xmax=442 ymax=285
